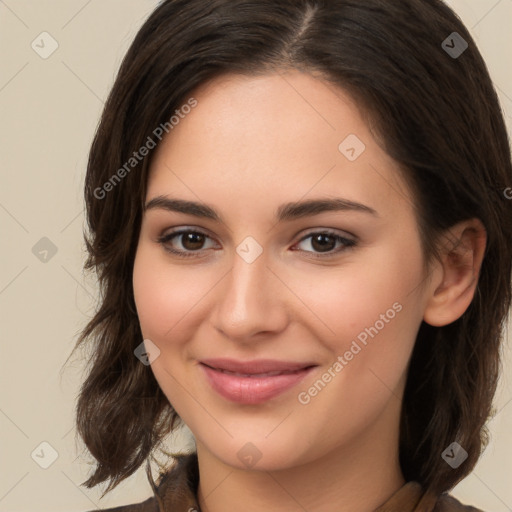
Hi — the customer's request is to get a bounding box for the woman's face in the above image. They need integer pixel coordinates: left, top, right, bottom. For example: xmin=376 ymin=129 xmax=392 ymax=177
xmin=133 ymin=70 xmax=433 ymax=471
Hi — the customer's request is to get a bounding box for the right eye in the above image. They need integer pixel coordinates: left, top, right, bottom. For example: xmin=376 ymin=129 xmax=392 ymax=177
xmin=157 ymin=229 xmax=218 ymax=258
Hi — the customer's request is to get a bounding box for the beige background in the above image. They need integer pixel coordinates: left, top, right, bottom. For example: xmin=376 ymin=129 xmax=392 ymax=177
xmin=1 ymin=1 xmax=511 ymax=511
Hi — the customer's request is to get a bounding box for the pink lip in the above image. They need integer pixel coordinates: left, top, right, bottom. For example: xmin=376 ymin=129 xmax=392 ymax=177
xmin=199 ymin=358 xmax=317 ymax=404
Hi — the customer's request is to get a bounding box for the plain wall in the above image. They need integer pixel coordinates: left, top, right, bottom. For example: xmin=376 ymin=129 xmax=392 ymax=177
xmin=1 ymin=1 xmax=511 ymax=511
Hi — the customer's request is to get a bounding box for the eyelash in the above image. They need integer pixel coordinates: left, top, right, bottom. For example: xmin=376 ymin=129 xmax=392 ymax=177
xmin=157 ymin=228 xmax=357 ymax=259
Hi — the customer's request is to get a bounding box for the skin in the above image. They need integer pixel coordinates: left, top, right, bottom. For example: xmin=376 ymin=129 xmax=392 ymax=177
xmin=132 ymin=70 xmax=486 ymax=512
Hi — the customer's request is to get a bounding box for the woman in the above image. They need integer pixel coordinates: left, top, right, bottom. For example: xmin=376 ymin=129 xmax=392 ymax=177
xmin=70 ymin=0 xmax=512 ymax=511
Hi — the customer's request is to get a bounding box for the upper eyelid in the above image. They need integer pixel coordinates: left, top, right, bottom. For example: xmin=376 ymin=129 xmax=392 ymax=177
xmin=298 ymin=228 xmax=355 ymax=240
xmin=159 ymin=227 xmax=218 ymax=244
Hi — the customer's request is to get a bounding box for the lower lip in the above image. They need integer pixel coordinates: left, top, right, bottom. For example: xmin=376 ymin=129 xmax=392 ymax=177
xmin=200 ymin=364 xmax=315 ymax=404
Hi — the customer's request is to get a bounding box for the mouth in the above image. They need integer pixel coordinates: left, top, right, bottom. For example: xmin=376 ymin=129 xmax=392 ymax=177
xmin=199 ymin=358 xmax=318 ymax=404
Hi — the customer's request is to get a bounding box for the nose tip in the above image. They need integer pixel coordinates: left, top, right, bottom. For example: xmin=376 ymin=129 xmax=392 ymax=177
xmin=211 ymin=255 xmax=288 ymax=342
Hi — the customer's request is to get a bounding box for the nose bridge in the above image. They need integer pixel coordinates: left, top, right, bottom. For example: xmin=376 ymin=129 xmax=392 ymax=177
xmin=213 ymin=243 xmax=286 ymax=339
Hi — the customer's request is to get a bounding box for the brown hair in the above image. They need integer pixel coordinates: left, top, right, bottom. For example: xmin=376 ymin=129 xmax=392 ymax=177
xmin=65 ymin=0 xmax=512 ymax=498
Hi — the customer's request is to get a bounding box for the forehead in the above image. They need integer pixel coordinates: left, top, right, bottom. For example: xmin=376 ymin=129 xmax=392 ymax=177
xmin=156 ymin=71 xmax=369 ymax=162
xmin=147 ymin=70 xmax=414 ymax=221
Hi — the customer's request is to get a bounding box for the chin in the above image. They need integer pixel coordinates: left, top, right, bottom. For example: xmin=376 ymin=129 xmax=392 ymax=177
xmin=197 ymin=430 xmax=319 ymax=473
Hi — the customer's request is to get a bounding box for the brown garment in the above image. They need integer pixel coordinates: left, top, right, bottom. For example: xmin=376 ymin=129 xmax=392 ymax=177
xmin=88 ymin=452 xmax=483 ymax=512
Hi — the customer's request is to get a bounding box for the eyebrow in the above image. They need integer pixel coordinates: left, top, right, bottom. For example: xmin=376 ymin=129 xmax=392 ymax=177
xmin=144 ymin=196 xmax=379 ymax=222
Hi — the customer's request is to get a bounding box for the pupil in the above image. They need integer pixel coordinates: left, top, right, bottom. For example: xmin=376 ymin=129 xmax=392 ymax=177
xmin=184 ymin=233 xmax=204 ymax=250
xmin=312 ymin=234 xmax=334 ymax=252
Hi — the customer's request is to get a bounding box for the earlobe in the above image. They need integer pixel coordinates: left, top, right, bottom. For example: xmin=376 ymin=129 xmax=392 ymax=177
xmin=423 ymin=219 xmax=487 ymax=327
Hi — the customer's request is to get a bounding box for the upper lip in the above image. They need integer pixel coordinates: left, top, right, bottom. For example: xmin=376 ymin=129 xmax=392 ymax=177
xmin=200 ymin=358 xmax=317 ymax=375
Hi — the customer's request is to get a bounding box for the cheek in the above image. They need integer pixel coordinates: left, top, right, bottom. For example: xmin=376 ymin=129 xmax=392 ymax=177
xmin=311 ymin=239 xmax=424 ymax=408
xmin=286 ymin=233 xmax=424 ymax=352
xmin=132 ymin=245 xmax=211 ymax=341
xmin=132 ymin=247 xmax=207 ymax=413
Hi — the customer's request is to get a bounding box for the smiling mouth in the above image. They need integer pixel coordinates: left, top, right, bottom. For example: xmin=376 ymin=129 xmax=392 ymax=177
xmin=202 ymin=364 xmax=314 ymax=378
xmin=199 ymin=359 xmax=318 ymax=404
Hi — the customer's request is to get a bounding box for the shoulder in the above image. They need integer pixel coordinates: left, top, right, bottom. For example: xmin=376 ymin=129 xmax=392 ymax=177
xmin=434 ymin=493 xmax=484 ymax=512
xmin=82 ymin=453 xmax=198 ymax=512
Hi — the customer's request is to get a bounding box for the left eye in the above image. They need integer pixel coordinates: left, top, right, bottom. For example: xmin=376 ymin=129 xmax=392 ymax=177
xmin=293 ymin=231 xmax=356 ymax=257
xmin=157 ymin=229 xmax=356 ymax=258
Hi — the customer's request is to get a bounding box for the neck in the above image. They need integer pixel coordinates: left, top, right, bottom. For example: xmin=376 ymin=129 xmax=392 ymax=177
xmin=196 ymin=403 xmax=405 ymax=512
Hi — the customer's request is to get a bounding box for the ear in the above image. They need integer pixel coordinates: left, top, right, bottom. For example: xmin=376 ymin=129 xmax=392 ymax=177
xmin=423 ymin=218 xmax=487 ymax=327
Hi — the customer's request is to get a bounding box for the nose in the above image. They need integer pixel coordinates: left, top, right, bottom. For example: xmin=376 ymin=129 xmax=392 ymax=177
xmin=211 ymin=247 xmax=289 ymax=343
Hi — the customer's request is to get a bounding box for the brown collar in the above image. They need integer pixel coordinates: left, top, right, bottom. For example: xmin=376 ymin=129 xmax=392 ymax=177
xmin=152 ymin=452 xmax=481 ymax=512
